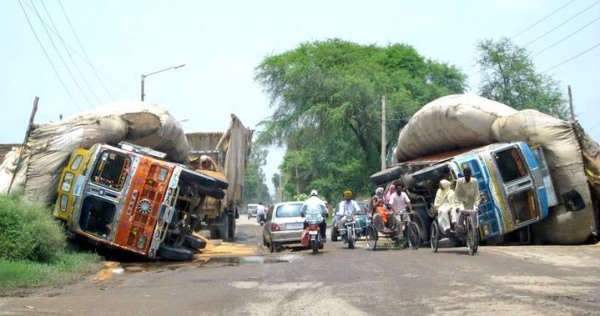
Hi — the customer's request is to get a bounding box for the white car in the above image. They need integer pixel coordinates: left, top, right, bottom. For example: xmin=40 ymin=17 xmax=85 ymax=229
xmin=247 ymin=203 xmax=258 ymax=219
xmin=262 ymin=202 xmax=305 ymax=252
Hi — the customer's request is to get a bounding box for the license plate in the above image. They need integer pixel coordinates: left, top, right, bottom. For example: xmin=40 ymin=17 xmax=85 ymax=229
xmin=308 ymin=231 xmax=318 ymax=235
xmin=287 ymin=223 xmax=303 ymax=230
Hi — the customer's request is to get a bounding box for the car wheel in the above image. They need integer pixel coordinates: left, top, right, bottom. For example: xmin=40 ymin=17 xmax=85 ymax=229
xmin=270 ymin=241 xmax=277 ymax=253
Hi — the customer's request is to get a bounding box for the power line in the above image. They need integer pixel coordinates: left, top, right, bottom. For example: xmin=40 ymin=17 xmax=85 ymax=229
xmin=531 ymin=14 xmax=600 ymax=57
xmin=28 ymin=0 xmax=93 ymax=106
xmin=524 ymin=0 xmax=600 ymax=47
xmin=512 ymin=0 xmax=576 ymax=38
xmin=16 ymin=0 xmax=80 ymax=110
xmin=57 ymin=0 xmax=114 ymax=101
xmin=542 ymin=41 xmax=600 ymax=72
xmin=38 ymin=0 xmax=103 ymax=105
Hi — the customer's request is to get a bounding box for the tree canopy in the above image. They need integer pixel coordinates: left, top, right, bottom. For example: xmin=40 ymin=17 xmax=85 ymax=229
xmin=477 ymin=38 xmax=568 ymax=119
xmin=242 ymin=147 xmax=272 ymax=204
xmin=256 ymin=39 xmax=466 ymax=203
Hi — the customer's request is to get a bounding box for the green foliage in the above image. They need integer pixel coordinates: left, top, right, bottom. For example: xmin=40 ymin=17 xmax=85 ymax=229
xmin=0 ymin=195 xmax=66 ymax=262
xmin=0 ymin=252 xmax=99 ymax=295
xmin=477 ymin=38 xmax=568 ymax=119
xmin=256 ymin=39 xmax=466 ymax=203
xmin=243 ymin=147 xmax=272 ymax=204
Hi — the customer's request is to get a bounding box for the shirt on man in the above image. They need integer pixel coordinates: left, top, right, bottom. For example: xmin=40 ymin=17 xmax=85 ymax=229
xmin=390 ymin=191 xmax=411 ymax=212
xmin=454 ymin=177 xmax=480 ymax=210
xmin=336 ymin=200 xmax=361 ymax=217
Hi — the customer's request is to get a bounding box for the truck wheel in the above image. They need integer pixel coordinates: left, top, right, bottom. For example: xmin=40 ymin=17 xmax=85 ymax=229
xmin=209 ymin=225 xmax=220 ymax=239
xmin=184 ymin=235 xmax=207 ymax=250
xmin=158 ymin=245 xmax=194 ymax=261
xmin=226 ymin=212 xmax=236 ymax=241
xmin=219 ymin=213 xmax=230 ymax=241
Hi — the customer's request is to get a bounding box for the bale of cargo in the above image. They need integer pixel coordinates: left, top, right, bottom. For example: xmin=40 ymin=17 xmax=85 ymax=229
xmin=0 ymin=102 xmax=189 ymax=205
xmin=394 ymin=94 xmax=599 ymax=244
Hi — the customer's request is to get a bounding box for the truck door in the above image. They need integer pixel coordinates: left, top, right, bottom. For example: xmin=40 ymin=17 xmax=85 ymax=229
xmin=493 ymin=145 xmax=539 ymax=226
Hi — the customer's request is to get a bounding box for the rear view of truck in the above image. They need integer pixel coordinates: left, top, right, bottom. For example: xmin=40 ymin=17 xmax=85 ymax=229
xmin=186 ymin=114 xmax=253 ymax=241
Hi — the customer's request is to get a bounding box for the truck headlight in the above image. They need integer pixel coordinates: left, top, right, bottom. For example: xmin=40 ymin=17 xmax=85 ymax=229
xmin=62 ymin=173 xmax=74 ymax=192
xmin=60 ymin=195 xmax=68 ymax=211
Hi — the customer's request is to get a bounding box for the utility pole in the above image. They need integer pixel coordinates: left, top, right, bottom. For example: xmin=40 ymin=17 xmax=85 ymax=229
xmin=568 ymin=85 xmax=575 ymax=121
xmin=381 ymin=95 xmax=386 ymax=171
xmin=7 ymin=97 xmax=39 ymax=194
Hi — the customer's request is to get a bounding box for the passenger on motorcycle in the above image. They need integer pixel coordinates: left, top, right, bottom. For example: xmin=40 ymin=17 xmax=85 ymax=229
xmin=256 ymin=202 xmax=267 ymax=224
xmin=336 ymin=190 xmax=361 ymax=230
xmin=302 ymin=190 xmax=328 ymax=239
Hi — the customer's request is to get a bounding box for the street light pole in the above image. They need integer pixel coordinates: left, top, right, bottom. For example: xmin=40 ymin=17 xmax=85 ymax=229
xmin=140 ymin=63 xmax=186 ymax=102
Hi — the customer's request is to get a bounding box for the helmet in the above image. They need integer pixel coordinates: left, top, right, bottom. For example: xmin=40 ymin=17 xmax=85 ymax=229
xmin=310 ymin=190 xmax=318 ymax=197
xmin=343 ymin=190 xmax=353 ymax=199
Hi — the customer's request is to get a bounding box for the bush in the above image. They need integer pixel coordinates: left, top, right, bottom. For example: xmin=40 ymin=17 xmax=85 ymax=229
xmin=0 ymin=195 xmax=66 ymax=262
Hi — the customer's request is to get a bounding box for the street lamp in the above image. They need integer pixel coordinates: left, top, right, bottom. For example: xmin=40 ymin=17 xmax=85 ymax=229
xmin=140 ymin=64 xmax=186 ymax=101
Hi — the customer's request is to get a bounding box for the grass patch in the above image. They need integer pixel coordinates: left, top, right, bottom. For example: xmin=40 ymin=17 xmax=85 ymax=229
xmin=0 ymin=195 xmax=101 ymax=296
xmin=0 ymin=251 xmax=100 ymax=296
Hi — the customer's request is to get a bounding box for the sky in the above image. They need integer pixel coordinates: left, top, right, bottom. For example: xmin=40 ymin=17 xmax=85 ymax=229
xmin=1 ymin=0 xmax=599 ymax=195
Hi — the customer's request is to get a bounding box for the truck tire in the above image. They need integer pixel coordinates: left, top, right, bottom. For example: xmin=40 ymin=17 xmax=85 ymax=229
xmin=219 ymin=213 xmax=230 ymax=241
xmin=158 ymin=245 xmax=194 ymax=261
xmin=227 ymin=212 xmax=236 ymax=241
xmin=184 ymin=235 xmax=207 ymax=250
xmin=412 ymin=207 xmax=431 ymax=244
xmin=209 ymin=225 xmax=220 ymax=239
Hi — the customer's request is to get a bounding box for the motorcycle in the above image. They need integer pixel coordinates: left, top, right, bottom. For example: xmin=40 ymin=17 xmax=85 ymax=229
xmin=340 ymin=215 xmax=357 ymax=249
xmin=301 ymin=214 xmax=324 ymax=254
xmin=257 ymin=213 xmax=266 ymax=226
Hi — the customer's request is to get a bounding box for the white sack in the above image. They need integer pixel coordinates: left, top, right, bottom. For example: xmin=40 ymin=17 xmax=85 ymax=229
xmin=0 ymin=147 xmax=27 ymax=195
xmin=395 ymin=94 xmax=516 ymax=161
xmin=0 ymin=102 xmax=189 ymax=205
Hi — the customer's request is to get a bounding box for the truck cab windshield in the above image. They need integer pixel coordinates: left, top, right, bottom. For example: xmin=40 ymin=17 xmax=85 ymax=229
xmin=92 ymin=151 xmax=131 ymax=191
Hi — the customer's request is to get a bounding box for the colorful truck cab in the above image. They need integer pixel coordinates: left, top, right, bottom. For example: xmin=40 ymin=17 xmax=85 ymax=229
xmin=446 ymin=142 xmax=558 ymax=240
xmin=54 ymin=142 xmax=227 ymax=260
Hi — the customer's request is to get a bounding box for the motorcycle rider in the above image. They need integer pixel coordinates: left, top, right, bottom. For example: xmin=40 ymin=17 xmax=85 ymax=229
xmin=256 ymin=201 xmax=267 ymax=224
xmin=336 ymin=190 xmax=361 ymax=231
xmin=302 ymin=190 xmax=328 ymax=240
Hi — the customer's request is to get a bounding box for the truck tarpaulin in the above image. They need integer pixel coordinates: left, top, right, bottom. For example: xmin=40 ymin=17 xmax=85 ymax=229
xmin=0 ymin=102 xmax=190 ymax=205
xmin=395 ymin=94 xmax=600 ymax=244
xmin=216 ymin=114 xmax=253 ymax=208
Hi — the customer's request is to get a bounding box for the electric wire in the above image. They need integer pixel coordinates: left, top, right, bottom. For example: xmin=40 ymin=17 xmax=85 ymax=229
xmin=28 ymin=0 xmax=93 ymax=106
xmin=57 ymin=0 xmax=114 ymax=100
xmin=16 ymin=0 xmax=81 ymax=110
xmin=38 ymin=0 xmax=103 ymax=105
xmin=531 ymin=14 xmax=600 ymax=57
xmin=512 ymin=0 xmax=576 ymax=38
xmin=524 ymin=0 xmax=600 ymax=47
xmin=542 ymin=41 xmax=600 ymax=72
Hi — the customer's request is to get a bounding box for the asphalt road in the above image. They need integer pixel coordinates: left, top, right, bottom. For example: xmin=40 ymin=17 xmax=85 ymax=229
xmin=2 ymin=218 xmax=600 ymax=316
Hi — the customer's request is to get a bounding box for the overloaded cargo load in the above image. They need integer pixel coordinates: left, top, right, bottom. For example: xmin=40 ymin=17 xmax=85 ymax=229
xmin=0 ymin=102 xmax=190 ymax=205
xmin=392 ymin=94 xmax=600 ymax=244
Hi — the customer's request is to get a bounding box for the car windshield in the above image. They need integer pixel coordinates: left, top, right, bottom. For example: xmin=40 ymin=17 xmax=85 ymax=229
xmin=276 ymin=203 xmax=303 ymax=218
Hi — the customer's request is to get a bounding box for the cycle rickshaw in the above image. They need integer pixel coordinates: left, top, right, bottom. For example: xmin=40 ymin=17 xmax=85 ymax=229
xmin=365 ymin=209 xmax=420 ymax=251
xmin=430 ymin=207 xmax=479 ymax=256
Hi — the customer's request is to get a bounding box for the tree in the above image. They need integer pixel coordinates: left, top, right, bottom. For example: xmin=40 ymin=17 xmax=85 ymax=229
xmin=477 ymin=38 xmax=568 ymax=119
xmin=243 ymin=147 xmax=272 ymax=204
xmin=256 ymin=39 xmax=466 ymax=203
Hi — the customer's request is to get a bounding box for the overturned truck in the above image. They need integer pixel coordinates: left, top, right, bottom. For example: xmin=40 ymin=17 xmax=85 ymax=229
xmin=0 ymin=102 xmax=235 ymax=259
xmin=372 ymin=94 xmax=600 ymax=245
